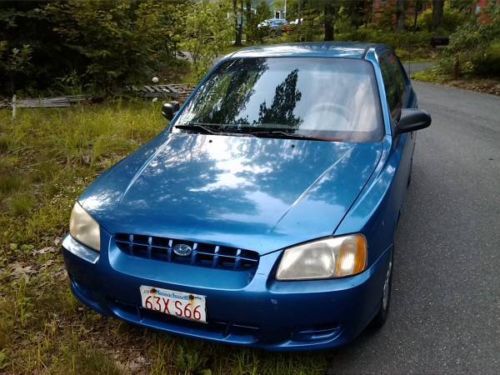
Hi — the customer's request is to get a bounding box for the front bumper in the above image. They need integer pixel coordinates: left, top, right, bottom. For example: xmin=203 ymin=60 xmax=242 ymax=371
xmin=62 ymin=234 xmax=391 ymax=351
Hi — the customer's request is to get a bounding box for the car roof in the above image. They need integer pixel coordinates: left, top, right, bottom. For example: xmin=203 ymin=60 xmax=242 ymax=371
xmin=228 ymin=42 xmax=390 ymax=60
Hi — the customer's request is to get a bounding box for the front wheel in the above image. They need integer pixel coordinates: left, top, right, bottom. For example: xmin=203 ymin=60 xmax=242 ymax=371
xmin=369 ymin=250 xmax=393 ymax=330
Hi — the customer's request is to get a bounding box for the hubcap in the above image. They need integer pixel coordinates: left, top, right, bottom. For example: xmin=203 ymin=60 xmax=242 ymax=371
xmin=382 ymin=260 xmax=392 ymax=310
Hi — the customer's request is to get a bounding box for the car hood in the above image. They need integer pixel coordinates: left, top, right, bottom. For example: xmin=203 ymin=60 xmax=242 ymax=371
xmin=79 ymin=133 xmax=382 ymax=254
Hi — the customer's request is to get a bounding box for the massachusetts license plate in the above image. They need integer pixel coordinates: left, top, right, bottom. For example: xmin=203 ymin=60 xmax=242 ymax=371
xmin=140 ymin=285 xmax=207 ymax=323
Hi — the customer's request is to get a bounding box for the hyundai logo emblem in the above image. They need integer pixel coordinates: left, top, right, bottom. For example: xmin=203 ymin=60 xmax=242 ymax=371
xmin=173 ymin=243 xmax=193 ymax=257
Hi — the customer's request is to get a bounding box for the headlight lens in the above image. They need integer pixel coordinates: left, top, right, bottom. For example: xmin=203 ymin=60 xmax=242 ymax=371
xmin=70 ymin=202 xmax=100 ymax=251
xmin=276 ymin=234 xmax=367 ymax=280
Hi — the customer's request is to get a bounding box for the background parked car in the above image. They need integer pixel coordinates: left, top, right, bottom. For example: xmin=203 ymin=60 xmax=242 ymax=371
xmin=289 ymin=18 xmax=303 ymax=26
xmin=284 ymin=18 xmax=303 ymax=33
xmin=257 ymin=18 xmax=288 ymax=35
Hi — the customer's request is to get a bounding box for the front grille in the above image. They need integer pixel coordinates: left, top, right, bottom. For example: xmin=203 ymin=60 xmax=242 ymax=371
xmin=115 ymin=233 xmax=259 ymax=272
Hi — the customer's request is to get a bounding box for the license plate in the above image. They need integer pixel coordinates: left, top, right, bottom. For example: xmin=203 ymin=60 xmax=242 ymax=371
xmin=139 ymin=285 xmax=207 ymax=323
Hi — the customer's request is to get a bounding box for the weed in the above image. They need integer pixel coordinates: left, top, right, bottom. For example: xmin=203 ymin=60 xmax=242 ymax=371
xmin=0 ymin=134 xmax=9 ymax=153
xmin=0 ymin=350 xmax=8 ymax=371
xmin=0 ymin=174 xmax=23 ymax=195
xmin=9 ymin=193 xmax=36 ymax=216
xmin=0 ymin=103 xmax=331 ymax=374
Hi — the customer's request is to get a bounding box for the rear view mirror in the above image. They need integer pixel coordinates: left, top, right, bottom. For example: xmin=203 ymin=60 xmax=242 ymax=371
xmin=162 ymin=101 xmax=180 ymax=120
xmin=396 ymin=109 xmax=431 ymax=135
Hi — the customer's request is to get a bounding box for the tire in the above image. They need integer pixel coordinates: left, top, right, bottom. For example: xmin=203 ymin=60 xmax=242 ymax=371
xmin=369 ymin=250 xmax=394 ymax=330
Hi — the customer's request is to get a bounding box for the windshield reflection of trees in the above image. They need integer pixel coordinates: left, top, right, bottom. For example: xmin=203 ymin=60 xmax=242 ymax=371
xmin=187 ymin=59 xmax=303 ymax=129
xmin=256 ymin=68 xmax=302 ymax=128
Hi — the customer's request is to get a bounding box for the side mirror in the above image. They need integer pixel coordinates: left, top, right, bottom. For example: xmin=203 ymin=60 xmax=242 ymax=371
xmin=162 ymin=101 xmax=180 ymax=120
xmin=396 ymin=109 xmax=431 ymax=135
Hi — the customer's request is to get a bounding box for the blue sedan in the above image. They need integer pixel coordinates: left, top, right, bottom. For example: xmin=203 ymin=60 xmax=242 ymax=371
xmin=63 ymin=42 xmax=431 ymax=351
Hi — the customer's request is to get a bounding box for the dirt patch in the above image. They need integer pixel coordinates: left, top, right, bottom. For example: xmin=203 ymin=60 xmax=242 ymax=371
xmin=444 ymin=78 xmax=500 ymax=96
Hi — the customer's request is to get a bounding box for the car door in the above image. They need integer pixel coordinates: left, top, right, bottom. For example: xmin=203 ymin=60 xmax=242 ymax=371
xmin=380 ymin=51 xmax=415 ymax=216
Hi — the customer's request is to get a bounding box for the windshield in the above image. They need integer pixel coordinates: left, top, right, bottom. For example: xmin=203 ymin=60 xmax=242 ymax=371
xmin=173 ymin=57 xmax=383 ymax=142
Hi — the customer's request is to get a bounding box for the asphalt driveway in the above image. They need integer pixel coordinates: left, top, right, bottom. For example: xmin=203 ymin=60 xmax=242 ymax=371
xmin=327 ymin=82 xmax=500 ymax=374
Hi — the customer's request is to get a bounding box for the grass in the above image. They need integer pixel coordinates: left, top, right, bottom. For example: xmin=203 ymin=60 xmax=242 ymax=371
xmin=412 ymin=68 xmax=500 ymax=96
xmin=0 ymin=103 xmax=330 ymax=374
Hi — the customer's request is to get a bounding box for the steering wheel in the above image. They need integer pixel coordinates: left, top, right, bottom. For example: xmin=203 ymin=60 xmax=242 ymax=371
xmin=303 ymin=102 xmax=351 ymax=130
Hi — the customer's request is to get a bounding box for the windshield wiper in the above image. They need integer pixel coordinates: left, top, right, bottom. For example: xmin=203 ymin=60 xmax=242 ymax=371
xmin=175 ymin=123 xmax=256 ymax=137
xmin=175 ymin=123 xmax=327 ymax=141
xmin=174 ymin=123 xmax=224 ymax=135
xmin=249 ymin=129 xmax=322 ymax=140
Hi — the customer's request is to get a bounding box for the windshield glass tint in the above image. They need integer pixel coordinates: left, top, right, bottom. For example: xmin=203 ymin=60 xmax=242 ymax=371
xmin=174 ymin=57 xmax=383 ymax=142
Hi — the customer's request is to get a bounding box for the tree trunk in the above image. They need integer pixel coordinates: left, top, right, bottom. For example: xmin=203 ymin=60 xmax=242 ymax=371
xmin=240 ymin=0 xmax=244 ymax=43
xmin=245 ymin=0 xmax=251 ymax=18
xmin=233 ymin=0 xmax=242 ymax=46
xmin=396 ymin=0 xmax=406 ymax=31
xmin=413 ymin=0 xmax=419 ymax=30
xmin=324 ymin=2 xmax=335 ymax=41
xmin=244 ymin=0 xmax=251 ymax=41
xmin=432 ymin=0 xmax=444 ymax=31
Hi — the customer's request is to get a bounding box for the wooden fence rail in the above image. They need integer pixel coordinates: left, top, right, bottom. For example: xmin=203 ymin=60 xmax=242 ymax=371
xmin=0 ymin=95 xmax=89 ymax=109
xmin=1 ymin=84 xmax=193 ymax=119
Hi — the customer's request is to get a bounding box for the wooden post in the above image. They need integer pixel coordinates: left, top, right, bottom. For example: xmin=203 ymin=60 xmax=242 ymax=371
xmin=12 ymin=94 xmax=16 ymax=120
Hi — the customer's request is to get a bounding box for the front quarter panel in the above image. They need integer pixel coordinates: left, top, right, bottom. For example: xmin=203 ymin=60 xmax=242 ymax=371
xmin=336 ymin=49 xmax=420 ymax=265
xmin=78 ymin=131 xmax=169 ymax=222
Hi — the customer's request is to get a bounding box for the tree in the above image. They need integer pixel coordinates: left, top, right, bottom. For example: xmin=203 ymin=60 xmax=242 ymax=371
xmin=283 ymin=0 xmax=301 ymax=20
xmin=246 ymin=0 xmax=272 ymax=43
xmin=342 ymin=0 xmax=373 ymax=29
xmin=396 ymin=0 xmax=406 ymax=31
xmin=256 ymin=0 xmax=272 ymax=20
xmin=182 ymin=0 xmax=232 ymax=81
xmin=0 ymin=1 xmax=70 ymax=95
xmin=303 ymin=0 xmax=339 ymax=41
xmin=257 ymin=69 xmax=303 ymax=127
xmin=0 ymin=0 xmax=189 ymax=95
xmin=0 ymin=43 xmax=32 ymax=95
xmin=432 ymin=0 xmax=445 ymax=30
xmin=47 ymin=0 xmax=188 ymax=94
xmin=233 ymin=0 xmax=242 ymax=46
xmin=245 ymin=0 xmax=252 ymax=26
xmin=324 ymin=1 xmax=335 ymax=41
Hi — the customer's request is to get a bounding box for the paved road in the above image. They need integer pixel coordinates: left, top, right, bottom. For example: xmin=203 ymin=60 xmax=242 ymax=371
xmin=327 ymin=82 xmax=500 ymax=374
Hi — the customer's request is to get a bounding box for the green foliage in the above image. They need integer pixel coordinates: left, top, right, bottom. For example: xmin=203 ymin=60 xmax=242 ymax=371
xmin=417 ymin=4 xmax=468 ymax=33
xmin=0 ymin=1 xmax=189 ymax=96
xmin=256 ymin=0 xmax=272 ymax=20
xmin=182 ymin=0 xmax=232 ymax=82
xmin=0 ymin=103 xmax=165 ymax=252
xmin=46 ymin=0 xmax=188 ymax=94
xmin=339 ymin=27 xmax=434 ymax=50
xmin=175 ymin=343 xmax=209 ymax=372
xmin=246 ymin=0 xmax=272 ymax=43
xmin=437 ymin=15 xmax=500 ymax=77
xmin=293 ymin=5 xmax=323 ymax=42
xmin=0 ymin=350 xmax=7 ymax=371
xmin=52 ymin=338 xmax=122 ymax=375
xmin=0 ymin=2 xmax=51 ymax=95
xmin=0 ymin=0 xmax=479 ymax=95
xmin=0 ymin=43 xmax=32 ymax=93
xmin=476 ymin=40 xmax=500 ymax=76
xmin=412 ymin=66 xmax=445 ymax=82
xmin=8 ymin=193 xmax=35 ymax=216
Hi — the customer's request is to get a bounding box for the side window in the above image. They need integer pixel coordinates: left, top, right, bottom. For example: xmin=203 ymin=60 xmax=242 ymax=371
xmin=380 ymin=52 xmax=406 ymax=120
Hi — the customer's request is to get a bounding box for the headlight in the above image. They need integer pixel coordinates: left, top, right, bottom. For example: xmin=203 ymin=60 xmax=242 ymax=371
xmin=276 ymin=234 xmax=367 ymax=280
xmin=70 ymin=202 xmax=100 ymax=251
